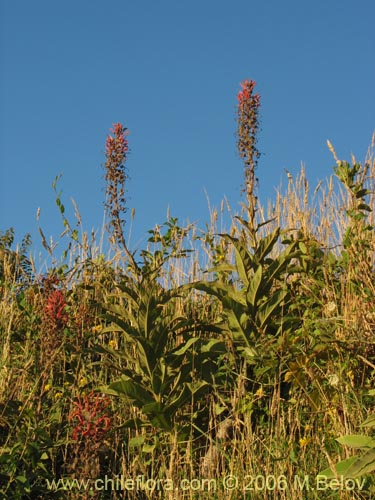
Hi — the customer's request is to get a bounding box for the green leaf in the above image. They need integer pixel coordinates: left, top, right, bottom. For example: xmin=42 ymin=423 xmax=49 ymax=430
xmin=227 ymin=236 xmax=252 ymax=286
xmin=298 ymin=241 xmax=307 ymax=254
xmin=142 ymin=402 xmax=172 ymax=431
xmin=345 ymin=449 xmax=375 ymax=478
xmin=246 ymin=265 xmax=263 ymax=307
xmin=129 ymin=436 xmax=145 ymax=448
xmin=360 ymin=414 xmax=375 ymax=428
xmin=337 ymin=435 xmax=375 ymax=449
xmin=142 ymin=442 xmax=157 ymax=453
xmin=319 ymin=456 xmax=358 ymax=479
xmin=258 ymin=289 xmax=288 ymax=330
xmin=173 ymin=337 xmax=200 ymax=356
xmin=255 ymin=228 xmax=280 ymax=262
xmin=108 ymin=378 xmax=154 ymax=407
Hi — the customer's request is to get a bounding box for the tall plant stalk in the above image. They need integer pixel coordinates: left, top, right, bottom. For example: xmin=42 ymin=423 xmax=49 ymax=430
xmin=104 ymin=122 xmax=139 ymax=273
xmin=237 ymin=79 xmax=261 ymax=241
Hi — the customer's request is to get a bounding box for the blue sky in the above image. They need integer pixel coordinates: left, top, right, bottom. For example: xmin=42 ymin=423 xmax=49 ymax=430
xmin=1 ymin=0 xmax=374 ymax=262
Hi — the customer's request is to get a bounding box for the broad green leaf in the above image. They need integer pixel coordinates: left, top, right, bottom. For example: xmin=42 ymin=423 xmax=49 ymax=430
xmin=227 ymin=236 xmax=252 ymax=286
xmin=255 ymin=228 xmax=280 ymax=262
xmin=103 ymin=310 xmax=139 ymax=340
xmin=246 ymin=265 xmax=263 ymax=306
xmin=205 ymin=263 xmax=236 ymax=274
xmin=165 ymin=385 xmax=191 ymax=415
xmin=345 ymin=449 xmax=375 ymax=478
xmin=298 ymin=241 xmax=307 ymax=254
xmin=258 ymin=289 xmax=288 ymax=330
xmin=129 ymin=436 xmax=145 ymax=448
xmin=133 ymin=336 xmax=156 ymax=377
xmin=151 ymin=357 xmax=167 ymax=395
xmin=267 ymin=245 xmax=298 ymax=283
xmin=225 ymin=307 xmax=249 ymax=346
xmin=319 ymin=456 xmax=358 ymax=479
xmin=108 ymin=378 xmax=153 ymax=407
xmin=142 ymin=442 xmax=157 ymax=453
xmin=360 ymin=414 xmax=375 ymax=428
xmin=142 ymin=402 xmax=172 ymax=431
xmin=186 ymin=380 xmax=210 ymax=397
xmin=200 ymin=339 xmax=227 ymax=354
xmin=337 ymin=435 xmax=375 ymax=449
xmin=173 ymin=337 xmax=201 ymax=356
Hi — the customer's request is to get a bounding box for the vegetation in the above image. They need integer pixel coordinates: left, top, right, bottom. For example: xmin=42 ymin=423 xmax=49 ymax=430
xmin=1 ymin=81 xmax=375 ymax=499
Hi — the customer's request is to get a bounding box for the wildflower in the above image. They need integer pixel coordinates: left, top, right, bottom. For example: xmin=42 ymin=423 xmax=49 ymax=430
xmin=284 ymin=371 xmax=293 ymax=382
xmin=104 ymin=122 xmax=129 ymax=247
xmin=92 ymin=324 xmax=103 ymax=334
xmin=79 ymin=377 xmax=88 ymax=387
xmin=237 ymin=79 xmax=261 ymax=217
xmin=69 ymin=391 xmax=112 ymax=442
xmin=108 ymin=339 xmax=117 ymax=349
xmin=299 ymin=436 xmax=309 ymax=448
xmin=44 ymin=289 xmax=68 ymax=331
xmin=44 ymin=384 xmax=52 ymax=392
xmin=64 ymin=381 xmax=70 ymax=387
xmin=238 ymin=79 xmax=260 ymax=106
xmin=255 ymin=386 xmax=264 ymax=398
xmin=55 ymin=392 xmax=63 ymax=400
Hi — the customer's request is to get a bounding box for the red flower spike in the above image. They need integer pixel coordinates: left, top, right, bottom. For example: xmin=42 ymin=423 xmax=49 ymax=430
xmin=69 ymin=391 xmax=112 ymax=442
xmin=43 ymin=289 xmax=68 ymax=331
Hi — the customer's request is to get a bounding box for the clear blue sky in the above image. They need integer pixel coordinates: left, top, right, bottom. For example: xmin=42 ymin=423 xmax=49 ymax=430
xmin=1 ymin=0 xmax=374 ymax=261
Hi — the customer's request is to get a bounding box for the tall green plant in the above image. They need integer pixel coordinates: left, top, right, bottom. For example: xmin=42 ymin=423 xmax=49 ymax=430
xmin=98 ymin=222 xmax=225 ymax=434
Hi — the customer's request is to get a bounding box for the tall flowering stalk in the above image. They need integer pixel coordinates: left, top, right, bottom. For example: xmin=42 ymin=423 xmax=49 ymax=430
xmin=237 ymin=79 xmax=261 ymax=225
xmin=104 ymin=122 xmax=129 ymax=248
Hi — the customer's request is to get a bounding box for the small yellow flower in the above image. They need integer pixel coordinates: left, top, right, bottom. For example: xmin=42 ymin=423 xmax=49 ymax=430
xmin=327 ymin=407 xmax=336 ymax=418
xmin=284 ymin=371 xmax=293 ymax=382
xmin=79 ymin=377 xmax=88 ymax=387
xmin=64 ymin=381 xmax=70 ymax=388
xmin=44 ymin=384 xmax=52 ymax=392
xmin=255 ymin=386 xmax=264 ymax=398
xmin=299 ymin=436 xmax=309 ymax=448
xmin=108 ymin=339 xmax=117 ymax=349
xmin=54 ymin=392 xmax=63 ymax=400
xmin=92 ymin=325 xmax=103 ymax=334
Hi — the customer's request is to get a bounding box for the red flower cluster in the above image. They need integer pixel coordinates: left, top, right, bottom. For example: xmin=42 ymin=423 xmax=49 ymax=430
xmin=69 ymin=391 xmax=112 ymax=442
xmin=104 ymin=122 xmax=130 ymax=247
xmin=237 ymin=79 xmax=260 ymax=109
xmin=237 ymin=79 xmax=261 ymax=211
xmin=44 ymin=289 xmax=68 ymax=331
xmin=105 ymin=122 xmax=129 ymax=160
